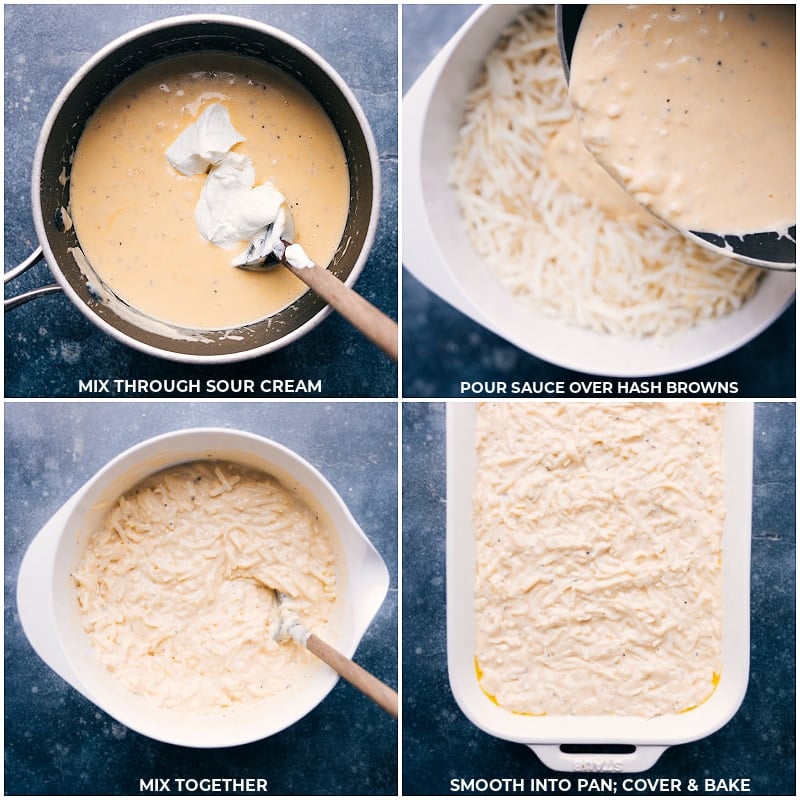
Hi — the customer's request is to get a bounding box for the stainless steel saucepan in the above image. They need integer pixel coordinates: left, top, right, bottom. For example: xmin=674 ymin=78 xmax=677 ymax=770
xmin=5 ymin=15 xmax=381 ymax=363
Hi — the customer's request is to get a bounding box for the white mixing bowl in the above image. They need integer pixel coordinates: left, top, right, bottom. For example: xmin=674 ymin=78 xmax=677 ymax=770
xmin=17 ymin=428 xmax=389 ymax=747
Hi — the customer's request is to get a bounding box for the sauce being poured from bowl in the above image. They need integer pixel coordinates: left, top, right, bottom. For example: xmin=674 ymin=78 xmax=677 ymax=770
xmin=568 ymin=5 xmax=795 ymax=255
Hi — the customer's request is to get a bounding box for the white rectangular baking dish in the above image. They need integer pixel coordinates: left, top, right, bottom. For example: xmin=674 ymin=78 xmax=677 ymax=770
xmin=446 ymin=401 xmax=752 ymax=772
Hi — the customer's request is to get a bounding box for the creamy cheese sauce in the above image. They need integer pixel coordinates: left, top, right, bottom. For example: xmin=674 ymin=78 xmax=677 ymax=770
xmin=69 ymin=53 xmax=350 ymax=330
xmin=473 ymin=402 xmax=724 ymax=718
xmin=569 ymin=4 xmax=795 ymax=235
xmin=72 ymin=461 xmax=338 ymax=712
xmin=545 ymin=117 xmax=651 ymax=223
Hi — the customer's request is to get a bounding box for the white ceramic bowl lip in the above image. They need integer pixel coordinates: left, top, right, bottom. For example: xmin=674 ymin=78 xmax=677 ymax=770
xmin=17 ymin=427 xmax=390 ymax=748
xmin=403 ymin=4 xmax=795 ymax=377
xmin=445 ymin=402 xmax=752 ymax=772
xmin=30 ymin=13 xmax=382 ymax=364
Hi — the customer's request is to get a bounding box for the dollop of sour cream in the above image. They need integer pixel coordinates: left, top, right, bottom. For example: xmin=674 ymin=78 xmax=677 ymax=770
xmin=166 ymin=102 xmax=245 ymax=176
xmin=284 ymin=243 xmax=316 ymax=269
xmin=166 ymin=103 xmax=296 ymax=265
xmin=195 ymin=151 xmax=286 ymax=250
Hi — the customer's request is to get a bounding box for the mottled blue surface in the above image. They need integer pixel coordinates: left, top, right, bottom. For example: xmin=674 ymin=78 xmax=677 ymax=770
xmin=4 ymin=402 xmax=398 ymax=795
xmin=4 ymin=4 xmax=397 ymax=399
xmin=401 ymin=402 xmax=795 ymax=795
xmin=401 ymin=4 xmax=795 ymax=400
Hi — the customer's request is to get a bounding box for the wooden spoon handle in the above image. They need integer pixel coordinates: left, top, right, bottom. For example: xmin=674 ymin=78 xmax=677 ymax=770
xmin=306 ymin=632 xmax=398 ymax=718
xmin=285 ymin=262 xmax=398 ymax=362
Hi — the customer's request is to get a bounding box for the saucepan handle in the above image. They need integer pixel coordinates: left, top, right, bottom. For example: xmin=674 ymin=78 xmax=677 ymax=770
xmin=529 ymin=743 xmax=668 ymax=773
xmin=4 ymin=246 xmax=62 ymax=310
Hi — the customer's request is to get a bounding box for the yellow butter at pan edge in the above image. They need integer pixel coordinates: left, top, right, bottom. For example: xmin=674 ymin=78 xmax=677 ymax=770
xmin=474 ymin=656 xmax=720 ymax=717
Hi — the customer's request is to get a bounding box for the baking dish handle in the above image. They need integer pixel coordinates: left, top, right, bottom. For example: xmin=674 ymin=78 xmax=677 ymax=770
xmin=4 ymin=246 xmax=62 ymax=310
xmin=530 ymin=744 xmax=668 ymax=773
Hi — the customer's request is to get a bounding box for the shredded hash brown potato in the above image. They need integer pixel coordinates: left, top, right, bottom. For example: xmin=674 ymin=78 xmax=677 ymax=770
xmin=473 ymin=402 xmax=724 ymax=717
xmin=451 ymin=6 xmax=762 ymax=339
xmin=73 ymin=460 xmax=337 ymax=712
